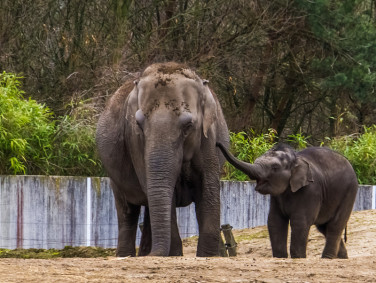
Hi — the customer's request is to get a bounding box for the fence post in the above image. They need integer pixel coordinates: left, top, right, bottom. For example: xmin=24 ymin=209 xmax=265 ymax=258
xmin=86 ymin=177 xmax=92 ymax=247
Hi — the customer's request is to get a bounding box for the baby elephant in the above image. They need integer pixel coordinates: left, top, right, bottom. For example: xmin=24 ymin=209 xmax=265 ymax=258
xmin=216 ymin=142 xmax=358 ymax=259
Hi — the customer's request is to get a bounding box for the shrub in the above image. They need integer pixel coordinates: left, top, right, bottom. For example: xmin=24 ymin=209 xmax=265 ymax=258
xmin=50 ymin=111 xmax=103 ymax=177
xmin=221 ymin=129 xmax=310 ymax=181
xmin=222 ymin=129 xmax=277 ymax=181
xmin=223 ymin=126 xmax=376 ymax=185
xmin=0 ymin=72 xmax=55 ymax=174
xmin=327 ymin=126 xmax=376 ymax=185
xmin=0 ymin=72 xmax=103 ymax=176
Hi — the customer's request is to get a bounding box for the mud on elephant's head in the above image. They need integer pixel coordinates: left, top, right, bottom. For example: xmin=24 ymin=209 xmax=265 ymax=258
xmin=126 ymin=62 xmax=217 ymax=145
xmin=217 ymin=142 xmax=313 ymax=196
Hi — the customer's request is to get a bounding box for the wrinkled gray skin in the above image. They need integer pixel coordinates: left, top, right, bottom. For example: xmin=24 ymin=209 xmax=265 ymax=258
xmin=216 ymin=142 xmax=358 ymax=259
xmin=96 ymin=62 xmax=229 ymax=257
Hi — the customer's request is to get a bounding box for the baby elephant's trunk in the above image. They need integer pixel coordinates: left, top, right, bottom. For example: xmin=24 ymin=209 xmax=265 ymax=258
xmin=216 ymin=142 xmax=263 ymax=180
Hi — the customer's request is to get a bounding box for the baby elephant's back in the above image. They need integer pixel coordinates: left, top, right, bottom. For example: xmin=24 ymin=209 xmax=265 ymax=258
xmin=299 ymin=147 xmax=358 ymax=194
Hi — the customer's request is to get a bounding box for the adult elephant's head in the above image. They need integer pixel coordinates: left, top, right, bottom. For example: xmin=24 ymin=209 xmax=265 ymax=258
xmin=216 ymin=142 xmax=313 ymax=196
xmin=126 ymin=62 xmax=218 ymax=256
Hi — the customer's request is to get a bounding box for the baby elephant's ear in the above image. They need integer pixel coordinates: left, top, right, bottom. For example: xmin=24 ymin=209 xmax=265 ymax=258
xmin=290 ymin=157 xmax=313 ymax=192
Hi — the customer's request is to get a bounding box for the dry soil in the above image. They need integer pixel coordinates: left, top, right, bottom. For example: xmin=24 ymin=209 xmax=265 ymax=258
xmin=1 ymin=209 xmax=375 ymax=283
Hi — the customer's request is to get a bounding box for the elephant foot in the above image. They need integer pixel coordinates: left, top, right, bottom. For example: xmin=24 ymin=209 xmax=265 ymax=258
xmin=148 ymin=248 xmax=170 ymax=257
xmin=168 ymin=246 xmax=183 ymax=256
xmin=196 ymin=252 xmax=219 ymax=257
xmin=196 ymin=248 xmax=219 ymax=257
xmin=337 ymin=239 xmax=348 ymax=259
xmin=322 ymin=250 xmax=348 ymax=259
xmin=138 ymin=246 xmax=151 ymax=256
xmin=321 ymin=254 xmax=336 ymax=259
xmin=272 ymin=254 xmax=288 ymax=258
xmin=116 ymin=249 xmax=136 ymax=257
xmin=337 ymin=251 xmax=348 ymax=259
xmin=169 ymin=237 xmax=183 ymax=256
xmin=321 ymin=251 xmax=337 ymax=259
xmin=290 ymin=248 xmax=307 ymax=258
xmin=271 ymin=249 xmax=288 ymax=258
xmin=290 ymin=254 xmax=307 ymax=259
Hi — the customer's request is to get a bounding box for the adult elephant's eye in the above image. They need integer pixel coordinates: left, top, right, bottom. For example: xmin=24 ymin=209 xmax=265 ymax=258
xmin=183 ymin=121 xmax=193 ymax=134
xmin=179 ymin=112 xmax=193 ymax=135
xmin=135 ymin=109 xmax=145 ymax=131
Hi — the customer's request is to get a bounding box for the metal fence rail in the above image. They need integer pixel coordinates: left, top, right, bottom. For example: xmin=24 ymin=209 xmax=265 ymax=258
xmin=0 ymin=176 xmax=374 ymax=249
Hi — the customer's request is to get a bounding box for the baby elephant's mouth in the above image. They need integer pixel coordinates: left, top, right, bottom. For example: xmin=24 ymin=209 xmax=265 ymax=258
xmin=255 ymin=180 xmax=269 ymax=195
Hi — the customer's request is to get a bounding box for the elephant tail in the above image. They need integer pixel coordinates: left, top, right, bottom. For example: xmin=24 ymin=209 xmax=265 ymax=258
xmin=344 ymin=225 xmax=347 ymax=243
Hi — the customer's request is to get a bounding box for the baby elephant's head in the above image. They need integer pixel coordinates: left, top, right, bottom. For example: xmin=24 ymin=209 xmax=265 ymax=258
xmin=216 ymin=143 xmax=313 ymax=196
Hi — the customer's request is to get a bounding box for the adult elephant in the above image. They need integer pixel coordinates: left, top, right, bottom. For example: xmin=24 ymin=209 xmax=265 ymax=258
xmin=96 ymin=62 xmax=229 ymax=257
xmin=216 ymin=142 xmax=358 ymax=259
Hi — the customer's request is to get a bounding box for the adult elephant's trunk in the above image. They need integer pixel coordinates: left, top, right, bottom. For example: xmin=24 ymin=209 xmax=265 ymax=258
xmin=216 ymin=142 xmax=264 ymax=180
xmin=145 ymin=144 xmax=181 ymax=256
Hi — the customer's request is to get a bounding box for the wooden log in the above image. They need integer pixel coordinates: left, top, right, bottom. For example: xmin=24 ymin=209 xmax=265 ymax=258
xmin=221 ymin=224 xmax=237 ymax=256
xmin=218 ymin=233 xmax=228 ymax=257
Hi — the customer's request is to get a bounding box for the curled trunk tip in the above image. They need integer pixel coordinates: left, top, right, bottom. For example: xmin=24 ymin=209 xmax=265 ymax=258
xmin=216 ymin=142 xmax=262 ymax=180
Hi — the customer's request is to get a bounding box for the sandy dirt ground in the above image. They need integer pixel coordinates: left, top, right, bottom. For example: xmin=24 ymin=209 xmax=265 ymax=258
xmin=1 ymin=209 xmax=375 ymax=283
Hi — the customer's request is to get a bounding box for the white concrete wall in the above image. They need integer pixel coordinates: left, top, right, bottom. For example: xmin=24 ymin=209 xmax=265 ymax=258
xmin=0 ymin=176 xmax=374 ymax=249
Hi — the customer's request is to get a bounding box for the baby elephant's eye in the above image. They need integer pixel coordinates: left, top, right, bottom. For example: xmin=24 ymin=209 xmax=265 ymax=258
xmin=271 ymin=164 xmax=280 ymax=170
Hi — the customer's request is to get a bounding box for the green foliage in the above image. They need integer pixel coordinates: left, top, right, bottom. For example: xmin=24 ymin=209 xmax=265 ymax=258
xmin=327 ymin=126 xmax=376 ymax=184
xmin=50 ymin=113 xmax=102 ymax=176
xmin=300 ymin=0 xmax=376 ymax=104
xmin=0 ymin=72 xmax=103 ymax=176
xmin=222 ymin=129 xmax=310 ymax=181
xmin=287 ymin=132 xmax=309 ymax=150
xmin=225 ymin=127 xmax=376 ymax=185
xmin=222 ymin=129 xmax=277 ymax=181
xmin=0 ymin=72 xmax=55 ymax=174
xmin=2 ymin=0 xmax=376 ymax=141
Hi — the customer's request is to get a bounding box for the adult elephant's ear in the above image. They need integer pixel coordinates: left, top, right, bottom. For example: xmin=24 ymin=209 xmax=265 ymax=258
xmin=125 ymin=80 xmax=139 ymax=121
xmin=202 ymin=80 xmax=217 ymax=138
xmin=290 ymin=157 xmax=313 ymax=192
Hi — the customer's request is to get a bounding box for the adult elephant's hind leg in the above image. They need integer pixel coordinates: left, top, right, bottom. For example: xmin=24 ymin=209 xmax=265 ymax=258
xmin=138 ymin=207 xmax=152 ymax=256
xmin=169 ymin=198 xmax=183 ymax=256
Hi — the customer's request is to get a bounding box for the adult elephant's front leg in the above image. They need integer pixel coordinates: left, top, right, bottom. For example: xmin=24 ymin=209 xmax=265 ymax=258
xmin=195 ymin=182 xmax=221 ymax=257
xmin=112 ymin=182 xmax=141 ymax=257
xmin=115 ymin=201 xmax=140 ymax=257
